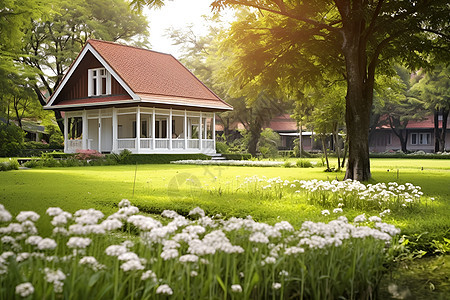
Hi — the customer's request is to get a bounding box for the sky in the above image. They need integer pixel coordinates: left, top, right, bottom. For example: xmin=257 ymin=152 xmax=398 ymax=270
xmin=144 ymin=0 xmax=234 ymax=58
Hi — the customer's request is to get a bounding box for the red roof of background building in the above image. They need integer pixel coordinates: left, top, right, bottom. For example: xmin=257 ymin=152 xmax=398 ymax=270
xmin=88 ymin=40 xmax=231 ymax=108
xmin=378 ymin=115 xmax=444 ymax=129
xmin=265 ymin=114 xmax=298 ymax=131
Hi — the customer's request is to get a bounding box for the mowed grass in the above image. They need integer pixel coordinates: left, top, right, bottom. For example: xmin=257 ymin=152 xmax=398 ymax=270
xmin=1 ymin=158 xmax=449 ymax=239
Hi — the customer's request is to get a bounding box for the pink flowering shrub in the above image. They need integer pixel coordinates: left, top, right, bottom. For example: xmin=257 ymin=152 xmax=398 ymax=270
xmin=75 ymin=149 xmax=104 ymax=160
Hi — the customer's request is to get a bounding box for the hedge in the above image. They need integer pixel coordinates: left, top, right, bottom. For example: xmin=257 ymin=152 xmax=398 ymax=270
xmin=222 ymin=153 xmax=252 ymax=160
xmin=117 ymin=154 xmax=212 ymax=164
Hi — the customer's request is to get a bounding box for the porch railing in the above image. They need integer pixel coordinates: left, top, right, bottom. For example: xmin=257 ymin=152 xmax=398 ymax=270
xmin=172 ymin=139 xmax=184 ymax=149
xmin=155 ymin=138 xmax=169 ymax=149
xmin=202 ymin=139 xmax=214 ymax=150
xmin=67 ymin=139 xmax=82 ymax=152
xmin=140 ymin=138 xmax=152 ymax=149
xmin=118 ymin=139 xmax=136 ymax=149
xmin=187 ymin=139 xmax=199 ymax=149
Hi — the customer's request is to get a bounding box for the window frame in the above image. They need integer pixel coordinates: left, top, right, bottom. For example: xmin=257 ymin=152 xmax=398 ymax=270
xmin=88 ymin=67 xmax=111 ymax=97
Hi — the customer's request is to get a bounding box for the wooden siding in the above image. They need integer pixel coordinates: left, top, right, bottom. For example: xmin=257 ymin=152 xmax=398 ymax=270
xmin=55 ymin=51 xmax=130 ymax=104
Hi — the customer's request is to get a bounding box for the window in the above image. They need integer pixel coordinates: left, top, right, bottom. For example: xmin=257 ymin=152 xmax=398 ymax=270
xmin=88 ymin=68 xmax=111 ymax=96
xmin=411 ymin=133 xmax=431 ymax=145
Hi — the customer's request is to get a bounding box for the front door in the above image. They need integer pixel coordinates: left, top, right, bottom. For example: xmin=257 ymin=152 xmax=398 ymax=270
xmin=101 ymin=118 xmax=112 ymax=152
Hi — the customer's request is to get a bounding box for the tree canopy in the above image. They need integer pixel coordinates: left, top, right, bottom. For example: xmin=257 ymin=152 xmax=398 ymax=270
xmin=206 ymin=0 xmax=449 ymax=180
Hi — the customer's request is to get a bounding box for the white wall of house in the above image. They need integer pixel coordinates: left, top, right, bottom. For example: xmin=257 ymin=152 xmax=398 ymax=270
xmin=64 ymin=106 xmax=216 ymax=154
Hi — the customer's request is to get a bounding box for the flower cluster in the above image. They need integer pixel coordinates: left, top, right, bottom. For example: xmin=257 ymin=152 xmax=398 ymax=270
xmin=0 ymin=199 xmax=401 ymax=299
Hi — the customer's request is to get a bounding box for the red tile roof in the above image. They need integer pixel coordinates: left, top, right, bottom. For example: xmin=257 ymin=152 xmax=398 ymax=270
xmin=87 ymin=40 xmax=231 ymax=110
xmin=265 ymin=114 xmax=298 ymax=131
xmin=378 ymin=115 xmax=445 ymax=129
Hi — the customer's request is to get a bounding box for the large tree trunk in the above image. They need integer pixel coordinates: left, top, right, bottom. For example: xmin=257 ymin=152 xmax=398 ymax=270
xmin=434 ymin=110 xmax=440 ymax=152
xmin=343 ymin=50 xmax=372 ymax=181
xmin=248 ymin=124 xmax=262 ymax=157
xmin=439 ymin=109 xmax=449 ymax=152
xmin=341 ymin=1 xmax=373 ymax=181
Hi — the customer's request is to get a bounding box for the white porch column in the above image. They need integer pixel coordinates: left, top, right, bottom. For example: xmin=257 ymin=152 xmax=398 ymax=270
xmin=112 ymin=107 xmax=118 ymax=153
xmin=213 ymin=112 xmax=216 ymax=152
xmin=184 ymin=110 xmax=187 ymax=149
xmin=82 ymin=110 xmax=88 ymax=150
xmin=152 ymin=108 xmax=156 ymax=150
xmin=64 ymin=113 xmax=68 ymax=153
xmin=98 ymin=110 xmax=102 ymax=152
xmin=199 ymin=111 xmax=203 ymax=150
xmin=136 ymin=106 xmax=141 ymax=153
xmin=169 ymin=108 xmax=173 ymax=150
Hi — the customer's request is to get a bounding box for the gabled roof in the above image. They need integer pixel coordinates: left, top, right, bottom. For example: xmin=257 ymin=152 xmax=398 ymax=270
xmin=45 ymin=39 xmax=232 ymax=111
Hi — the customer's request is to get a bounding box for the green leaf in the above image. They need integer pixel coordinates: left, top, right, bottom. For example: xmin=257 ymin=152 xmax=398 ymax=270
xmin=215 ymin=274 xmax=226 ymax=293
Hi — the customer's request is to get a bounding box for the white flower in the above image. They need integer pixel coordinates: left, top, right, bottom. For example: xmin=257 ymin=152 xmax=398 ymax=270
xmin=101 ymin=219 xmax=122 ymax=231
xmin=321 ymin=210 xmax=330 ymax=216
xmin=51 ymin=212 xmax=72 ymax=226
xmin=118 ymin=252 xmax=140 ymax=261
xmin=15 ymin=282 xmax=34 ymax=297
xmin=272 ymin=282 xmax=282 ymax=290
xmin=353 ymin=214 xmax=366 ymax=223
xmin=105 ymin=245 xmax=127 ymax=256
xmin=179 ymin=254 xmax=199 ymax=263
xmin=161 ymin=249 xmax=179 ymax=260
xmin=67 ymin=237 xmax=91 ymax=249
xmin=189 ymin=207 xmax=205 ymax=218
xmin=16 ymin=211 xmax=40 ymax=223
xmin=52 ymin=227 xmax=69 ymax=236
xmin=190 ymin=271 xmax=198 ymax=277
xmin=284 ymin=247 xmax=305 ymax=255
xmin=79 ymin=256 xmax=105 ymax=271
xmin=161 ymin=210 xmax=179 ymax=219
xmin=249 ymin=232 xmax=269 ymax=244
xmin=141 ymin=270 xmax=157 ymax=281
xmin=16 ymin=252 xmax=30 ymax=263
xmin=368 ymin=216 xmax=382 ymax=223
xmin=44 ymin=268 xmax=66 ymax=292
xmin=120 ymin=259 xmax=144 ymax=272
xmin=0 ymin=209 xmax=12 ymax=222
xmin=156 ymin=284 xmax=173 ymax=295
xmin=118 ymin=199 xmax=131 ymax=208
xmin=231 ymin=284 xmax=242 ymax=293
xmin=274 ymin=221 xmax=294 ymax=232
xmin=46 ymin=207 xmax=64 ymax=216
xmin=333 ymin=208 xmax=343 ymax=214
xmin=279 ymin=270 xmax=289 ymax=277
xmin=37 ymin=238 xmax=57 ymax=250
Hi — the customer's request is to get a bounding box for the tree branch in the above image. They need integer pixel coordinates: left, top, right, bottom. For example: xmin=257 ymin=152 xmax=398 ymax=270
xmin=212 ymin=0 xmax=337 ymax=31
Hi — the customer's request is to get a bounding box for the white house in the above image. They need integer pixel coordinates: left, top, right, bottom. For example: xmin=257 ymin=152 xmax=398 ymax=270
xmin=45 ymin=39 xmax=232 ymax=154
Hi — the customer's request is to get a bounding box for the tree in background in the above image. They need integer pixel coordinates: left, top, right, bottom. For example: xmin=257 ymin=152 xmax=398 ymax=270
xmin=205 ymin=0 xmax=449 ymax=180
xmin=166 ymin=16 xmax=289 ymax=156
xmin=373 ymin=66 xmax=426 ymax=153
xmin=412 ymin=64 xmax=450 ymax=152
xmin=20 ymin=0 xmax=149 ymax=132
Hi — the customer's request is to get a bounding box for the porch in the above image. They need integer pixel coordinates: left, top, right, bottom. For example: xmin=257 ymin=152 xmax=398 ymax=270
xmin=64 ymin=106 xmax=216 ymax=154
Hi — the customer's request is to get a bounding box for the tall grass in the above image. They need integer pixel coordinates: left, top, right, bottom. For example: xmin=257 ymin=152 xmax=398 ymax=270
xmin=0 ymin=201 xmax=399 ymax=299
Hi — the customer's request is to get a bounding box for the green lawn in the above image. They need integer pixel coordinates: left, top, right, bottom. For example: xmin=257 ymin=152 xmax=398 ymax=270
xmin=1 ymin=159 xmax=449 ymax=237
xmin=1 ymin=158 xmax=449 ymax=299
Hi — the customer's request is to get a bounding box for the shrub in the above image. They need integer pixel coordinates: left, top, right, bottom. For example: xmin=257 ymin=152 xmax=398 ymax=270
xmin=222 ymin=153 xmax=252 ymax=160
xmin=296 ymin=159 xmax=314 ymax=168
xmin=23 ymin=159 xmax=42 ymax=168
xmin=283 ymin=160 xmax=293 ymax=168
xmin=75 ymin=149 xmax=104 ymax=160
xmin=258 ymin=128 xmax=280 ymax=158
xmin=0 ymin=159 xmax=19 ymax=171
xmin=0 ymin=123 xmax=25 ymax=157
xmin=215 ymin=141 xmax=229 ymax=154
